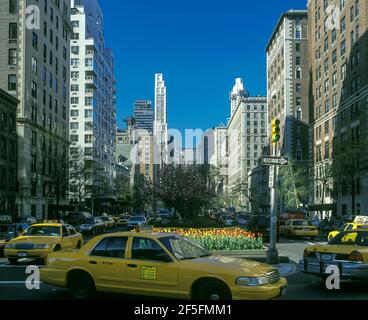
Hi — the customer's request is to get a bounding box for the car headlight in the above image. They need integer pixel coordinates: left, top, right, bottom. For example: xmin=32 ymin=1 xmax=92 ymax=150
xmin=236 ymin=276 xmax=269 ymax=286
xmin=5 ymin=243 xmax=15 ymax=249
xmin=34 ymin=244 xmax=51 ymax=249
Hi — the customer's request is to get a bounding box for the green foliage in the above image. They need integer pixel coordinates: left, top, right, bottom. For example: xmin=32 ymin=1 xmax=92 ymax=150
xmin=188 ymin=235 xmax=264 ymax=251
xmin=278 ymin=160 xmax=309 ymax=210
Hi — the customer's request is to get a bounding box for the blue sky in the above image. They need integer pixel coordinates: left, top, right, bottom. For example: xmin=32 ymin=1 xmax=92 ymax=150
xmin=100 ymin=0 xmax=307 ymax=133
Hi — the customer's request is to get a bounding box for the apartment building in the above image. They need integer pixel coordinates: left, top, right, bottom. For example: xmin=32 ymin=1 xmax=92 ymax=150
xmin=0 ymin=88 xmax=18 ymax=216
xmin=308 ymin=0 xmax=368 ymax=217
xmin=69 ymin=0 xmax=116 ymax=201
xmin=210 ymin=124 xmax=229 ymax=193
xmin=0 ymin=0 xmax=71 ymax=219
xmin=266 ymin=10 xmax=310 ymax=163
xmin=228 ymin=96 xmax=268 ymax=210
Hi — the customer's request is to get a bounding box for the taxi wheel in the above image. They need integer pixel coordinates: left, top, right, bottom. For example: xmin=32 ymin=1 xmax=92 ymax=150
xmin=194 ymin=280 xmax=232 ymax=300
xmin=8 ymin=258 xmax=18 ymax=265
xmin=68 ymin=271 xmax=96 ymax=300
xmin=53 ymin=245 xmax=61 ymax=252
xmin=76 ymin=241 xmax=82 ymax=249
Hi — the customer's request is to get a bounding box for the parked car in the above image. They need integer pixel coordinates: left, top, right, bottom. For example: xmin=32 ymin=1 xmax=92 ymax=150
xmin=99 ymin=216 xmax=113 ymax=229
xmin=127 ymin=216 xmax=147 ymax=230
xmin=78 ymin=218 xmax=98 ymax=235
xmin=236 ymin=214 xmax=252 ymax=226
xmin=93 ymin=217 xmax=106 ymax=233
xmin=224 ymin=215 xmax=236 ymax=227
xmin=117 ymin=215 xmax=131 ymax=226
xmin=157 ymin=213 xmax=171 ymax=225
xmin=64 ymin=212 xmax=92 ymax=227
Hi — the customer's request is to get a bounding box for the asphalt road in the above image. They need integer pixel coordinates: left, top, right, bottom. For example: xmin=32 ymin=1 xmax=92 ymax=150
xmin=1 ymin=231 xmax=368 ymax=301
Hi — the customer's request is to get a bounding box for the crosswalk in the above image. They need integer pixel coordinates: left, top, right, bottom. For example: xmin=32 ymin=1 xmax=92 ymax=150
xmin=287 ymin=239 xmax=328 ymax=246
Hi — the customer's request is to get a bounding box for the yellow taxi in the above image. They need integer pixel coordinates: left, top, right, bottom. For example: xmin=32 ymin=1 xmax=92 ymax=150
xmin=41 ymin=226 xmax=287 ymax=300
xmin=281 ymin=219 xmax=319 ymax=239
xmin=300 ymin=229 xmax=368 ymax=281
xmin=4 ymin=222 xmax=83 ymax=264
xmin=328 ymin=216 xmax=368 ymax=241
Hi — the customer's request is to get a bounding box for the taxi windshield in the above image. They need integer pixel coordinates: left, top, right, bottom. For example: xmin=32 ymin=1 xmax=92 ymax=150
xmin=329 ymin=231 xmax=368 ymax=246
xmin=159 ymin=236 xmax=211 ymax=260
xmin=293 ymin=220 xmax=312 ymax=226
xmin=22 ymin=226 xmax=60 ymax=237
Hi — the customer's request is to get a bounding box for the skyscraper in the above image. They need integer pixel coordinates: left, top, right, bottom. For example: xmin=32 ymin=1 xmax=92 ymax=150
xmin=230 ymin=78 xmax=249 ymax=117
xmin=134 ymin=100 xmax=153 ymax=133
xmin=0 ymin=0 xmax=72 ymax=219
xmin=69 ymin=0 xmax=116 ymax=202
xmin=154 ymin=73 xmax=168 ymax=164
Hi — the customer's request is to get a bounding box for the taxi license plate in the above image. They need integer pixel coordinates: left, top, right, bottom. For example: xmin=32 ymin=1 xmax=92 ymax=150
xmin=322 ymin=254 xmax=332 ymax=261
xmin=18 ymin=252 xmax=28 ymax=257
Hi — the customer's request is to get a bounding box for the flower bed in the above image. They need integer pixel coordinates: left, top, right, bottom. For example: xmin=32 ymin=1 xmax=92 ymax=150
xmin=153 ymin=227 xmax=263 ymax=251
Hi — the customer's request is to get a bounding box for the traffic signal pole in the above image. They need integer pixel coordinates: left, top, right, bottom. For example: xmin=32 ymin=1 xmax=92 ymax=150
xmin=268 ymin=119 xmax=280 ymax=265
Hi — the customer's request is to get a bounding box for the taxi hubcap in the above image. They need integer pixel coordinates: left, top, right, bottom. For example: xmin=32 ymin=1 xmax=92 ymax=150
xmin=209 ymin=294 xmax=220 ymax=300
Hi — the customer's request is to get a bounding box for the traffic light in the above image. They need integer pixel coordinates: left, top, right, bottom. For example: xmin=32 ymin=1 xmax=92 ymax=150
xmin=271 ymin=119 xmax=281 ymax=144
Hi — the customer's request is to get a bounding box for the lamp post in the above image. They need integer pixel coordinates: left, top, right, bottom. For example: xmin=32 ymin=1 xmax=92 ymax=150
xmin=267 ymin=119 xmax=280 ymax=265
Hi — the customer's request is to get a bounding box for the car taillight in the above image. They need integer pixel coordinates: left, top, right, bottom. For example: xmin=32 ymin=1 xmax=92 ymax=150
xmin=347 ymin=251 xmax=363 ymax=262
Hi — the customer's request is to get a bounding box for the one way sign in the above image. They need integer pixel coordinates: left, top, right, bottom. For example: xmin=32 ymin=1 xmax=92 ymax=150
xmin=263 ymin=156 xmax=289 ymax=166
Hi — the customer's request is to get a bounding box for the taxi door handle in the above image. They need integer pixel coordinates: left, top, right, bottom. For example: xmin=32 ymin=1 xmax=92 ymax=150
xmin=89 ymin=261 xmax=98 ymax=265
xmin=127 ymin=264 xmax=138 ymax=268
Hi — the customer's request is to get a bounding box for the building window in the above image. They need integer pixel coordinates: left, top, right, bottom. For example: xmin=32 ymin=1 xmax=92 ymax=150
xmin=332 ymin=50 xmax=337 ymax=64
xmin=295 ymin=26 xmax=301 ymax=39
xmin=9 ymin=0 xmax=17 ymax=13
xmin=340 ymin=16 xmax=346 ymax=33
xmin=9 ymin=23 xmax=17 ymax=39
xmin=31 ymin=56 xmax=37 ymax=74
xmin=8 ymin=49 xmax=17 ymax=66
xmin=295 ymin=67 xmax=302 ymax=79
xmin=296 ymin=108 xmax=302 ymax=120
xmin=8 ymin=75 xmax=16 ymax=91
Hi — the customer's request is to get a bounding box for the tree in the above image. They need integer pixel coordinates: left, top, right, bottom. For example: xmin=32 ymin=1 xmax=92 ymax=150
xmin=313 ymin=161 xmax=334 ymax=219
xmin=331 ymin=138 xmax=368 ymax=215
xmin=69 ymin=158 xmax=93 ymax=211
xmin=47 ymin=146 xmax=69 ymax=218
xmin=157 ymin=164 xmax=215 ymax=221
xmin=112 ymin=174 xmax=132 ymax=212
xmin=278 ymin=161 xmax=309 ymax=210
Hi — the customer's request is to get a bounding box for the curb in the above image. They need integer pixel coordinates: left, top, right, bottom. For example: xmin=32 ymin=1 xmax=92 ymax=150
xmin=212 ymin=249 xmax=267 ymax=256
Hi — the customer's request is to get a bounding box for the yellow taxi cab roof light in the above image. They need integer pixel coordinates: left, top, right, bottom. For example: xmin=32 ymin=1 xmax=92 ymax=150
xmin=135 ymin=225 xmax=154 ymax=233
xmin=354 ymin=216 xmax=368 ymax=224
xmin=43 ymin=220 xmax=60 ymax=224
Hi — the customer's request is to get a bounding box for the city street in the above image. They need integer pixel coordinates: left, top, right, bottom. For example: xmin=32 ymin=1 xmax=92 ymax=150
xmin=1 ymin=234 xmax=368 ymax=300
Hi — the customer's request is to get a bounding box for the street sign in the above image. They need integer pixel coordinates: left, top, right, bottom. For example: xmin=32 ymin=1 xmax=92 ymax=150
xmin=269 ymin=166 xmax=275 ymax=188
xmin=263 ymin=156 xmax=288 ymax=166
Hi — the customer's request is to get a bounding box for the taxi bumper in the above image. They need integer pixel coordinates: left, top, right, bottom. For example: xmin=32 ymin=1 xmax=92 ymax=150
xmin=40 ymin=267 xmax=67 ymax=288
xmin=4 ymin=248 xmax=52 ymax=259
xmin=300 ymin=259 xmax=368 ymax=280
xmin=292 ymin=230 xmax=319 ymax=237
xmin=232 ymin=277 xmax=288 ymax=300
